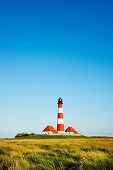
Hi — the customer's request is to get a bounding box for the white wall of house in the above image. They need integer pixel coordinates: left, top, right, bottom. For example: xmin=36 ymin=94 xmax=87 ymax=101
xmin=42 ymin=131 xmax=53 ymax=135
xmin=65 ymin=132 xmax=74 ymax=134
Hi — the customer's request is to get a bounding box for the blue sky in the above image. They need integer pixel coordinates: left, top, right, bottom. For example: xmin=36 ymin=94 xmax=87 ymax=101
xmin=0 ymin=0 xmax=113 ymax=138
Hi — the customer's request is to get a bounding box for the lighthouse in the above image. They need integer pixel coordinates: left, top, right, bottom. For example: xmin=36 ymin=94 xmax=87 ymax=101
xmin=42 ymin=97 xmax=80 ymax=135
xmin=57 ymin=98 xmax=65 ymax=133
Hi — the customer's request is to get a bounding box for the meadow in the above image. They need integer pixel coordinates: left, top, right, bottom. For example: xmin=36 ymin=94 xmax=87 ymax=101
xmin=0 ymin=137 xmax=113 ymax=169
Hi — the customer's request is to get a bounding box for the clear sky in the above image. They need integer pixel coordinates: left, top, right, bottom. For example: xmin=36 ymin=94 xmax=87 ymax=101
xmin=0 ymin=0 xmax=113 ymax=138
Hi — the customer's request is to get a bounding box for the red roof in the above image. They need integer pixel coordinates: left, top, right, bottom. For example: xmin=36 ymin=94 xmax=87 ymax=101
xmin=65 ymin=126 xmax=79 ymax=134
xmin=42 ymin=125 xmax=58 ymax=133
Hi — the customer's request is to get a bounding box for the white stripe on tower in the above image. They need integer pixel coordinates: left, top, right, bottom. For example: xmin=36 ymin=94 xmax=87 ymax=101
xmin=58 ymin=119 xmax=64 ymax=124
xmin=57 ymin=98 xmax=65 ymax=133
xmin=58 ymin=108 xmax=63 ymax=113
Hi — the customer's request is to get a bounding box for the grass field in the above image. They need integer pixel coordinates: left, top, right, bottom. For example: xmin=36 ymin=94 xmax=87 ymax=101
xmin=0 ymin=137 xmax=113 ymax=169
xmin=15 ymin=135 xmax=87 ymax=139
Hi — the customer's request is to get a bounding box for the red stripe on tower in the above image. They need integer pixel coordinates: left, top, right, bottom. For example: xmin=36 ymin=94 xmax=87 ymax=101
xmin=57 ymin=98 xmax=65 ymax=133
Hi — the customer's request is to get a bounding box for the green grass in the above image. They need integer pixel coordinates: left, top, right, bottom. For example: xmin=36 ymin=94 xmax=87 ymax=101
xmin=0 ymin=138 xmax=113 ymax=169
xmin=15 ymin=135 xmax=87 ymax=139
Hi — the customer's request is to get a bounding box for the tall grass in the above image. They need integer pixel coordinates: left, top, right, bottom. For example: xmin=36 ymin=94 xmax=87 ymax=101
xmin=0 ymin=138 xmax=113 ymax=169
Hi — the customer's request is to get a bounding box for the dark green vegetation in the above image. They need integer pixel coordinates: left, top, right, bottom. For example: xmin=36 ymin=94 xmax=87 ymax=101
xmin=0 ymin=138 xmax=113 ymax=169
xmin=15 ymin=135 xmax=87 ymax=139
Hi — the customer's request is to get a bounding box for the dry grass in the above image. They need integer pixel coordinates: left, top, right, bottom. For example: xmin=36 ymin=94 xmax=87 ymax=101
xmin=0 ymin=138 xmax=113 ymax=169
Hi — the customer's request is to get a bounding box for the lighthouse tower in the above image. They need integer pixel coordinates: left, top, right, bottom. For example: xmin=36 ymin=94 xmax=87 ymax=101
xmin=57 ymin=98 xmax=65 ymax=133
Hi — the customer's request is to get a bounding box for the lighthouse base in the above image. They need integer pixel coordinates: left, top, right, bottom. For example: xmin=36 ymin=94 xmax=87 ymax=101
xmin=57 ymin=131 xmax=66 ymax=134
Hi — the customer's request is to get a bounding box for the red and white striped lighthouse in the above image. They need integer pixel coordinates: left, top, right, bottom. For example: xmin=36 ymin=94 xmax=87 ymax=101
xmin=57 ymin=98 xmax=65 ymax=133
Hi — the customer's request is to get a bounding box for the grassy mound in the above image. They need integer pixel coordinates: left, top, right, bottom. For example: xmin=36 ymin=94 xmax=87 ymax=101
xmin=0 ymin=138 xmax=113 ymax=169
xmin=15 ymin=135 xmax=87 ymax=139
